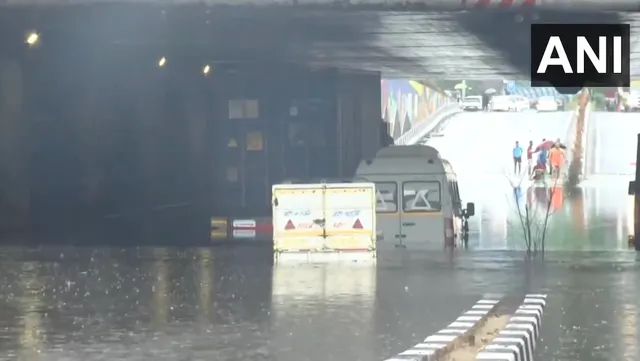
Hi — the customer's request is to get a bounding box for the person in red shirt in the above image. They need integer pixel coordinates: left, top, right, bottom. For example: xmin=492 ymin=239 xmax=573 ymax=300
xmin=526 ymin=140 xmax=534 ymax=174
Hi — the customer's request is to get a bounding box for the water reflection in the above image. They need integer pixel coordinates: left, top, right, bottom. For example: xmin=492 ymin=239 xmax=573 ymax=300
xmin=271 ymin=264 xmax=377 ymax=360
xmin=152 ymin=248 xmax=169 ymax=328
xmin=196 ymin=248 xmax=214 ymax=323
xmin=0 ymin=247 xmax=637 ymax=360
xmin=16 ymin=262 xmax=45 ymax=360
xmin=463 ymin=175 xmax=635 ymax=251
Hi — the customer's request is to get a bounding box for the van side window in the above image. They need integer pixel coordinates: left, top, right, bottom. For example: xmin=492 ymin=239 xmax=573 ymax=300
xmin=402 ymin=181 xmax=441 ymax=212
xmin=449 ymin=180 xmax=462 ymax=216
xmin=374 ymin=182 xmax=397 ymax=213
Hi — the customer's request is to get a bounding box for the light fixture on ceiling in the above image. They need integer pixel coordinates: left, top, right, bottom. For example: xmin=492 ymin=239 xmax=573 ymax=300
xmin=25 ymin=32 xmax=39 ymax=47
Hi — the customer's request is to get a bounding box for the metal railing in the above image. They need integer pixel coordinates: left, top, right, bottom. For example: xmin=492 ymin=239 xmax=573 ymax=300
xmin=394 ymin=102 xmax=461 ymax=146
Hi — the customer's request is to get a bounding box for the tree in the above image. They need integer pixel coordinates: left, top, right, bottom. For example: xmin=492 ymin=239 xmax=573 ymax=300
xmin=507 ymin=170 xmax=565 ymax=255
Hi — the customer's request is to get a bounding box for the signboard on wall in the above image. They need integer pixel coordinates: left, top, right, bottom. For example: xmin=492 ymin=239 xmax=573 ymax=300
xmin=246 ymin=132 xmax=263 ymax=151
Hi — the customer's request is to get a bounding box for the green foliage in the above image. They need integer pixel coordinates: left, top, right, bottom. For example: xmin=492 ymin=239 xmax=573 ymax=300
xmin=590 ymin=92 xmax=606 ymax=109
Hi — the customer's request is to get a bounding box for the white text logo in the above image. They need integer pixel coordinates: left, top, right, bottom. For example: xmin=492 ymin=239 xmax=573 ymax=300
xmin=536 ymin=36 xmax=622 ymax=74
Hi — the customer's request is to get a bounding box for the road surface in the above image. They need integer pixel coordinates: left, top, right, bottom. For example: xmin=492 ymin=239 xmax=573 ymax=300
xmin=425 ymin=110 xmax=575 ymax=250
xmin=0 ymin=247 xmax=638 ymax=361
xmin=581 ymin=111 xmax=638 ymax=250
xmin=0 ymin=111 xmax=637 ymax=361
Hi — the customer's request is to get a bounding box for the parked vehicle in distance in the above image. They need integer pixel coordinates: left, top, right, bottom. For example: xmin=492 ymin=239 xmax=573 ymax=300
xmin=623 ymin=91 xmax=640 ymax=112
xmin=536 ymin=96 xmax=559 ymax=112
xmin=510 ymin=95 xmax=530 ymax=111
xmin=489 ymin=95 xmax=515 ymax=112
xmin=461 ymin=96 xmax=483 ymax=111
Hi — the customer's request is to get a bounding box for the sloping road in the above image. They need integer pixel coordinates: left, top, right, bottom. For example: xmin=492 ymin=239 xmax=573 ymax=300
xmin=424 ymin=110 xmax=574 ymax=249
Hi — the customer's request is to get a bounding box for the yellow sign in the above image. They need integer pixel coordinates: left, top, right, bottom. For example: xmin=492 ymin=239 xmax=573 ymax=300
xmin=210 ymin=218 xmax=228 ymax=239
xmin=227 ymin=137 xmax=238 ymax=148
xmin=246 ymin=132 xmax=263 ymax=151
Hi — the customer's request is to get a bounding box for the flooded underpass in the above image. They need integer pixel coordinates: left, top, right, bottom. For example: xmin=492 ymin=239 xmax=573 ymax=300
xmin=0 ymin=247 xmax=638 ymax=360
xmin=1 ymin=109 xmax=637 ymax=360
xmin=425 ymin=110 xmax=636 ymax=252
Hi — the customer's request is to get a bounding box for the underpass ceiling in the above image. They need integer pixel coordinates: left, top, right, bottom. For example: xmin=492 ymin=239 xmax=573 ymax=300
xmin=2 ymin=6 xmax=640 ymax=79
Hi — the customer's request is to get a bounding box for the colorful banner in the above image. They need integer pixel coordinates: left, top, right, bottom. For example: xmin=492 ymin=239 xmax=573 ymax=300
xmin=381 ymin=79 xmax=451 ymax=140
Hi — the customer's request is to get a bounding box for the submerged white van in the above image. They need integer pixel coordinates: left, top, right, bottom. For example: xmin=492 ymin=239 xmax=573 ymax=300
xmin=354 ymin=145 xmax=474 ymax=249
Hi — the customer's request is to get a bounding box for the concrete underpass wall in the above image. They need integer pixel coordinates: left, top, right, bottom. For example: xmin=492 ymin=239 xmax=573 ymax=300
xmin=210 ymin=65 xmax=381 ymax=217
xmin=21 ymin=49 xmax=211 ymax=233
xmin=0 ymin=57 xmax=28 ymax=232
xmin=381 ymin=79 xmax=451 ymax=140
xmin=0 ymin=37 xmax=383 ymax=238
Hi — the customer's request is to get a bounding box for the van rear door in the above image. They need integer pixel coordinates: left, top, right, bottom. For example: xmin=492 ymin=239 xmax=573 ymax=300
xmin=324 ymin=183 xmax=376 ymax=251
xmin=400 ymin=180 xmax=446 ymax=249
xmin=272 ymin=184 xmax=325 ymax=252
xmin=272 ymin=183 xmax=376 ymax=253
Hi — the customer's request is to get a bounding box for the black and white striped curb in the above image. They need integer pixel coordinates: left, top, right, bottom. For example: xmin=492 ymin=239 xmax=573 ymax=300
xmin=476 ymin=294 xmax=548 ymax=361
xmin=384 ymin=297 xmax=501 ymax=361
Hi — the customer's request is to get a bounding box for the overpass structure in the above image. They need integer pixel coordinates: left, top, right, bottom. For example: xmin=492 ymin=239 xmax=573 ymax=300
xmin=0 ymin=2 xmax=639 ymax=240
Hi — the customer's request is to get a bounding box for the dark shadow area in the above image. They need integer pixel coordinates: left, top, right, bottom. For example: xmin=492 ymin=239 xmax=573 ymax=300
xmin=454 ymin=9 xmax=624 ymax=81
xmin=0 ymin=5 xmax=390 ymax=246
xmin=0 ymin=5 xmax=623 ymax=246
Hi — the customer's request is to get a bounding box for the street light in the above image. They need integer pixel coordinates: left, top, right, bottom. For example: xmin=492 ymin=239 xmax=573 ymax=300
xmin=158 ymin=57 xmax=166 ymax=67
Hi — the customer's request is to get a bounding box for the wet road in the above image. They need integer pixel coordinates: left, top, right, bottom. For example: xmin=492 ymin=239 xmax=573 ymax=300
xmin=1 ymin=247 xmax=639 ymax=361
xmin=586 ymin=112 xmax=639 ymax=177
xmin=425 ymin=110 xmax=576 ymax=250
xmin=1 ymin=111 xmax=639 ymax=361
xmin=580 ymin=111 xmax=638 ymax=251
xmin=0 ymin=247 xmax=490 ymax=360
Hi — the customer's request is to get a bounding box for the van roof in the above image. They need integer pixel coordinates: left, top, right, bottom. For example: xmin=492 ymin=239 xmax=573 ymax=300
xmin=374 ymin=145 xmax=441 ymax=159
xmin=356 ymin=145 xmax=456 ymax=176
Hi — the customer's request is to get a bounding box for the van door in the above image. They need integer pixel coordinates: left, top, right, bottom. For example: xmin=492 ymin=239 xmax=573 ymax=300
xmin=324 ymin=183 xmax=376 ymax=252
xmin=400 ymin=180 xmax=445 ymax=249
xmin=373 ymin=181 xmax=402 ymax=249
xmin=272 ymin=185 xmax=325 ymax=252
xmin=272 ymin=182 xmax=376 ymax=253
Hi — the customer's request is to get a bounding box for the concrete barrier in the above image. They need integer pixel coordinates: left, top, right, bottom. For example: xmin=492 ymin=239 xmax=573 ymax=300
xmin=475 ymin=294 xmax=548 ymax=361
xmin=395 ymin=103 xmax=462 ymax=146
xmin=383 ymin=297 xmax=502 ymax=361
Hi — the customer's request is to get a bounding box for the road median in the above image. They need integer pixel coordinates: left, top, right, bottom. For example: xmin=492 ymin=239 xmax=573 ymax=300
xmin=566 ymin=89 xmax=590 ymax=190
xmin=383 ymin=294 xmax=548 ymax=361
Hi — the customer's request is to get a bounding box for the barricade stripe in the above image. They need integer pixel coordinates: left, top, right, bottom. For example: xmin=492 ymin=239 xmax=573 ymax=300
xmin=475 ymin=294 xmax=547 ymax=361
xmin=383 ymin=297 xmax=502 ymax=361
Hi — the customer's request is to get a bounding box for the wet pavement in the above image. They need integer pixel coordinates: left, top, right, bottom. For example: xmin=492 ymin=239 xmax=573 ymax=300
xmin=425 ymin=110 xmax=580 ymax=250
xmin=0 ymin=247 xmax=481 ymax=360
xmin=0 ymin=247 xmax=639 ymax=361
xmin=1 ymin=111 xmax=640 ymax=361
xmin=423 ymin=110 xmax=638 ymax=251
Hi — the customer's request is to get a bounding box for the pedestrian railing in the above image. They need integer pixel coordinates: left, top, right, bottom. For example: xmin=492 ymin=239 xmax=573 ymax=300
xmin=394 ymin=102 xmax=461 ymax=146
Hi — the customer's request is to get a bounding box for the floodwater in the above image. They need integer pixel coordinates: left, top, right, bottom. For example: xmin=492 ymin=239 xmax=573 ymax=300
xmin=0 ymin=248 xmax=638 ymax=361
xmin=1 ymin=111 xmax=638 ymax=361
xmin=426 ymin=110 xmax=636 ymax=251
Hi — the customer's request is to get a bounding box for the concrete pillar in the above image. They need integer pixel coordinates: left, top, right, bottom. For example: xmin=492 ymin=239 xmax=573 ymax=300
xmin=74 ymin=77 xmax=105 ymax=208
xmin=0 ymin=57 xmax=29 ymax=230
xmin=132 ymin=66 xmax=163 ymax=207
xmin=178 ymin=74 xmax=208 ymax=199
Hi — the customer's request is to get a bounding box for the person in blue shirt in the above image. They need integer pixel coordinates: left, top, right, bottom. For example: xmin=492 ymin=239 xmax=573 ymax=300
xmin=538 ymin=146 xmax=549 ymax=174
xmin=513 ymin=141 xmax=523 ymax=174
